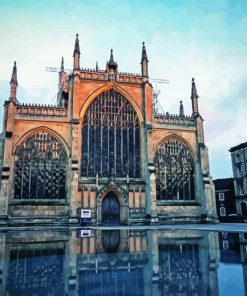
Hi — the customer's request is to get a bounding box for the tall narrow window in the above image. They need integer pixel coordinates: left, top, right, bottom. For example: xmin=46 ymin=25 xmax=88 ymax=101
xmin=154 ymin=139 xmax=195 ymax=201
xmin=14 ymin=131 xmax=67 ymax=199
xmin=219 ymin=193 xmax=225 ymax=201
xmin=220 ymin=207 xmax=226 ymax=216
xmin=81 ymin=89 xmax=140 ymax=178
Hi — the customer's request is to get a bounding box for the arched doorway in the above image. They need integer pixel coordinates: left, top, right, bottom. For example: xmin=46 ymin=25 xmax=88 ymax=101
xmin=241 ymin=202 xmax=247 ymax=216
xmin=101 ymin=230 xmax=120 ymax=251
xmin=102 ymin=192 xmax=120 ymax=225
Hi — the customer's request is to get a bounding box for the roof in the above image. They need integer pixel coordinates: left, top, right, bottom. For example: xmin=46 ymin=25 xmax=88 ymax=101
xmin=229 ymin=142 xmax=247 ymax=152
xmin=213 ymin=178 xmax=234 ymax=190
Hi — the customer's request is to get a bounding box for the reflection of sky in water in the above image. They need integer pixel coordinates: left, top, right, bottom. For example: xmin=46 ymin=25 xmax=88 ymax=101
xmin=218 ymin=263 xmax=244 ymax=296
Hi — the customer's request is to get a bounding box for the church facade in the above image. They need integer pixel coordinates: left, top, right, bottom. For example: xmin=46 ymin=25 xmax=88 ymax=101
xmin=0 ymin=35 xmax=217 ymax=225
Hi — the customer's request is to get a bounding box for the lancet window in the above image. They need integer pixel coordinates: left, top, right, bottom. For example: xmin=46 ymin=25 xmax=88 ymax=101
xmin=81 ymin=89 xmax=140 ymax=178
xmin=154 ymin=139 xmax=195 ymax=201
xmin=14 ymin=131 xmax=67 ymax=199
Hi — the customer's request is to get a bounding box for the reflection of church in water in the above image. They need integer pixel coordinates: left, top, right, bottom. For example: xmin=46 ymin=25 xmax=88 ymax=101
xmin=0 ymin=34 xmax=217 ymax=225
xmin=0 ymin=229 xmax=224 ymax=295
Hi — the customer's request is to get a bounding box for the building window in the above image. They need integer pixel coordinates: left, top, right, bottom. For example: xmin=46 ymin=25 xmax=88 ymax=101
xmin=236 ymin=154 xmax=240 ymax=163
xmin=81 ymin=89 xmax=140 ymax=178
xmin=238 ymin=181 xmax=244 ymax=195
xmin=14 ymin=131 xmax=67 ymax=199
xmin=237 ymin=165 xmax=242 ymax=176
xmin=220 ymin=207 xmax=226 ymax=216
xmin=154 ymin=139 xmax=195 ymax=201
xmin=241 ymin=202 xmax=247 ymax=216
xmin=222 ymin=240 xmax=229 ymax=250
xmin=219 ymin=193 xmax=225 ymax=201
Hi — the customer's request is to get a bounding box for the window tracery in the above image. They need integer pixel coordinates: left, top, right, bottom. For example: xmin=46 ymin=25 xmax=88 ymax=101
xmin=154 ymin=139 xmax=195 ymax=201
xmin=14 ymin=131 xmax=67 ymax=199
xmin=81 ymin=89 xmax=140 ymax=178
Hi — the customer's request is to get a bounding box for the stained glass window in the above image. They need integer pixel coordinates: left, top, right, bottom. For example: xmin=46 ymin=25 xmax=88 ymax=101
xmin=81 ymin=89 xmax=140 ymax=178
xmin=14 ymin=131 xmax=67 ymax=199
xmin=154 ymin=139 xmax=195 ymax=201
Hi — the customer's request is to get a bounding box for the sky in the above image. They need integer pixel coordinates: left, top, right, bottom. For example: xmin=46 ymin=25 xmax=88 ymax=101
xmin=0 ymin=0 xmax=247 ymax=179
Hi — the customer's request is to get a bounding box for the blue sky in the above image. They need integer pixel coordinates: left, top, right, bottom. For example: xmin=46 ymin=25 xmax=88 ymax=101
xmin=0 ymin=0 xmax=247 ymax=179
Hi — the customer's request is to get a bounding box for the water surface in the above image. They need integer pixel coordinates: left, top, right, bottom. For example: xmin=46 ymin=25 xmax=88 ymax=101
xmin=0 ymin=228 xmax=246 ymax=295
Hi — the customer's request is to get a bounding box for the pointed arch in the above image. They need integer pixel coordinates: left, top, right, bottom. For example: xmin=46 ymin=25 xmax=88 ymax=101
xmin=153 ymin=133 xmax=195 ymax=159
xmin=13 ymin=126 xmax=70 ymax=157
xmin=154 ymin=134 xmax=195 ymax=201
xmin=81 ymin=87 xmax=141 ymax=178
xmin=79 ymin=83 xmax=143 ymax=123
xmin=96 ymin=182 xmax=128 ymax=225
xmin=13 ymin=127 xmax=68 ymax=200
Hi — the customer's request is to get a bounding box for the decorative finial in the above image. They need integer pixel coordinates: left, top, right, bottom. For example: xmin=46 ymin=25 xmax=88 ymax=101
xmin=191 ymin=77 xmax=199 ymax=99
xmin=141 ymin=41 xmax=148 ymax=62
xmin=108 ymin=49 xmax=117 ymax=69
xmin=179 ymin=100 xmax=184 ymax=117
xmin=9 ymin=61 xmax=18 ymax=99
xmin=109 ymin=49 xmax=114 ymax=64
xmin=61 ymin=57 xmax=64 ymax=71
xmin=73 ymin=33 xmax=80 ymax=56
xmin=10 ymin=61 xmax=18 ymax=84
xmin=141 ymin=42 xmax=149 ymax=78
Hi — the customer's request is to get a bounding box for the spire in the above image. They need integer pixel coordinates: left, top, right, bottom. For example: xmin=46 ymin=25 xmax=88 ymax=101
xmin=191 ymin=77 xmax=199 ymax=99
xmin=179 ymin=100 xmax=184 ymax=117
xmin=191 ymin=78 xmax=199 ymax=114
xmin=10 ymin=61 xmax=18 ymax=84
xmin=96 ymin=61 xmax=99 ymax=71
xmin=73 ymin=33 xmax=80 ymax=56
xmin=141 ymin=42 xmax=149 ymax=78
xmin=61 ymin=57 xmax=64 ymax=72
xmin=108 ymin=49 xmax=117 ymax=69
xmin=73 ymin=34 xmax=80 ymax=70
xmin=109 ymin=49 xmax=114 ymax=64
xmin=9 ymin=61 xmax=18 ymax=100
xmin=141 ymin=42 xmax=148 ymax=62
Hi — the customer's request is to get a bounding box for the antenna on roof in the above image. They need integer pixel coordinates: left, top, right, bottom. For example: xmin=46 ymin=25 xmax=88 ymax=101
xmin=46 ymin=67 xmax=72 ymax=74
xmin=153 ymin=86 xmax=166 ymax=115
xmin=151 ymin=79 xmax=170 ymax=115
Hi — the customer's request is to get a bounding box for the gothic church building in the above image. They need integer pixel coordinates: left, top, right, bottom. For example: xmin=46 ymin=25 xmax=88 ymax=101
xmin=0 ymin=35 xmax=217 ymax=225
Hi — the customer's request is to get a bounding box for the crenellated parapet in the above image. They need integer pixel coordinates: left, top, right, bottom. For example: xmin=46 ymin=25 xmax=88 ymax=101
xmin=15 ymin=103 xmax=68 ymax=120
xmin=78 ymin=68 xmax=143 ymax=84
xmin=79 ymin=69 xmax=108 ymax=81
xmin=118 ymin=73 xmax=143 ymax=84
xmin=153 ymin=113 xmax=195 ymax=126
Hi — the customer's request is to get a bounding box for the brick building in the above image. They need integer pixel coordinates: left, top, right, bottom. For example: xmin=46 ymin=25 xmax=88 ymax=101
xmin=0 ymin=35 xmax=217 ymax=225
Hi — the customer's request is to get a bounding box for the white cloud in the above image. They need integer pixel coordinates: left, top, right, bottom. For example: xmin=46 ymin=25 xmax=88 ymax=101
xmin=0 ymin=1 xmax=247 ymax=179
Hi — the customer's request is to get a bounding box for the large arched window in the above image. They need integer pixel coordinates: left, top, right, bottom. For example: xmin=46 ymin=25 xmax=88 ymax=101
xmin=81 ymin=89 xmax=140 ymax=178
xmin=14 ymin=131 xmax=67 ymax=199
xmin=154 ymin=139 xmax=195 ymax=201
